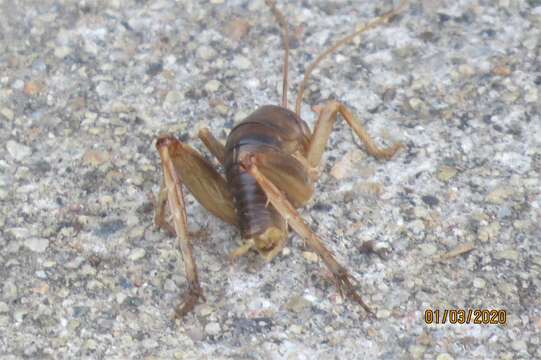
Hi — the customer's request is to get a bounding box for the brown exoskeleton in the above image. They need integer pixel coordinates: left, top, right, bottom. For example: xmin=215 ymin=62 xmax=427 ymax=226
xmin=155 ymin=0 xmax=407 ymax=318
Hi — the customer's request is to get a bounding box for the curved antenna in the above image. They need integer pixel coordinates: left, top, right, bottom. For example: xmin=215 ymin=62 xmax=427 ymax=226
xmin=265 ymin=0 xmax=290 ymax=109
xmin=295 ymin=0 xmax=408 ymax=116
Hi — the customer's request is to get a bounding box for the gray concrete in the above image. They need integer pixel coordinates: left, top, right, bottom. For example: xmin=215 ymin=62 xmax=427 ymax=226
xmin=1 ymin=0 xmax=540 ymax=358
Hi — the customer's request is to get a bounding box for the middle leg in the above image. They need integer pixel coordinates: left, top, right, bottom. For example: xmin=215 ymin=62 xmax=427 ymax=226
xmin=198 ymin=128 xmax=226 ymax=165
xmin=307 ymin=100 xmax=402 ymax=168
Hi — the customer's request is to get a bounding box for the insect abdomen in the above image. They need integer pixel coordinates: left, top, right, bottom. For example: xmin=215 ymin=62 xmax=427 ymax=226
xmin=224 ymin=105 xmax=310 ymax=240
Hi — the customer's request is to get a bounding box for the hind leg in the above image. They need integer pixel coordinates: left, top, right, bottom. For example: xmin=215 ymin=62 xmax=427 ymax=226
xmin=242 ymin=156 xmax=374 ymax=315
xmin=156 ymin=137 xmax=204 ymax=318
xmin=155 ymin=135 xmax=237 ymax=317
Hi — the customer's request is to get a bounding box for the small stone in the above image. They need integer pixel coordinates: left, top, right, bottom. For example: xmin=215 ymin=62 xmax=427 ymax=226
xmin=12 ymin=79 xmax=24 ymax=90
xmin=84 ymin=339 xmax=98 ymax=350
xmin=24 ymin=238 xmax=49 ymax=252
xmin=486 ymin=187 xmax=513 ymax=204
xmin=414 ymin=206 xmax=429 ymax=219
xmin=525 ymin=86 xmax=538 ymax=103
xmin=419 ymin=244 xmax=437 ymax=256
xmin=436 ymin=166 xmax=457 ymax=182
xmin=31 ymin=282 xmax=49 ymax=294
xmin=14 ymin=308 xmax=29 ymax=322
xmin=523 ymin=34 xmax=539 ymax=50
xmin=473 ymin=277 xmax=486 ymax=288
xmin=478 ymin=222 xmax=500 ymax=242
xmin=43 ymin=260 xmax=56 ymax=268
xmin=534 ymin=316 xmax=541 ymax=331
xmin=356 ymin=181 xmax=382 ymax=197
xmin=302 ymin=251 xmax=319 ymax=263
xmin=0 ymin=316 xmax=9 ymax=327
xmin=409 ymin=345 xmax=426 ymax=359
xmin=458 ymin=64 xmax=475 ymax=77
xmin=205 ymin=322 xmax=221 ymax=336
xmin=80 ymin=264 xmax=96 ymax=276
xmin=225 ymin=18 xmax=250 ymax=41
xmin=54 ymin=46 xmax=72 ymax=59
xmin=82 ymin=149 xmax=111 ymax=166
xmin=376 ymin=309 xmax=391 ymax=319
xmin=129 ymin=226 xmax=145 ymax=239
xmin=421 ymin=195 xmax=439 ymax=207
xmin=436 ymin=354 xmax=454 ymax=360
xmin=495 ymin=249 xmax=519 ymax=262
xmin=409 ymin=220 xmax=425 ymax=236
xmin=366 ymin=327 xmax=377 ymax=337
xmin=186 ymin=325 xmax=204 ymax=342
xmin=68 ymin=319 xmax=81 ymax=332
xmin=142 ymin=338 xmax=159 ymax=349
xmin=1 ymin=107 xmax=14 ymax=121
xmin=511 ymin=340 xmax=527 ymax=352
xmin=197 ymin=45 xmax=216 ymax=60
xmin=289 ymin=324 xmax=303 ymax=334
xmin=85 ymin=111 xmax=98 ymax=121
xmin=97 ymin=195 xmax=115 ymax=207
xmin=114 ymin=126 xmax=128 ymax=136
xmin=0 ymin=302 xmax=9 ymax=313
xmin=110 ymin=101 xmax=131 ymax=113
xmin=513 ymin=220 xmax=528 ymax=230
xmin=163 ymin=90 xmax=184 ymax=109
xmin=96 ymin=81 xmax=114 ymax=98
xmin=146 ymin=62 xmax=163 ymax=76
xmin=214 ymin=103 xmax=229 ymax=115
xmin=6 ymin=227 xmax=30 ymax=239
xmin=2 ymin=281 xmax=18 ymax=301
xmin=64 ymin=256 xmax=85 ymax=269
xmin=408 ymin=97 xmax=426 ymax=111
xmin=128 ymin=248 xmax=146 ymax=261
xmin=204 ymin=79 xmax=221 ymax=93
xmin=198 ymin=304 xmax=214 ymax=316
xmin=285 ymin=295 xmax=311 ymax=313
xmin=86 ymin=279 xmax=103 ymax=290
xmin=23 ymin=80 xmax=43 ymax=95
xmin=6 ymin=140 xmax=32 ymax=161
xmin=116 ymin=293 xmax=127 ymax=304
xmin=435 ymin=242 xmax=475 ymax=261
xmin=491 ymin=65 xmax=511 ymax=77
xmin=233 ymin=55 xmax=251 ymax=70
xmin=330 ymin=149 xmax=364 ymax=179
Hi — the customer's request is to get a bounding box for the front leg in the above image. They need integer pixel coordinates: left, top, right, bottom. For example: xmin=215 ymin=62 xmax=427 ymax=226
xmin=156 ymin=137 xmax=204 ymax=318
xmin=243 ymin=155 xmax=374 ymax=315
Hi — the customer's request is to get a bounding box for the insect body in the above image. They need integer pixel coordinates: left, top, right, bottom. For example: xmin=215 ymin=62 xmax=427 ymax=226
xmin=155 ymin=0 xmax=406 ymax=318
xmin=224 ymin=105 xmax=312 ymax=260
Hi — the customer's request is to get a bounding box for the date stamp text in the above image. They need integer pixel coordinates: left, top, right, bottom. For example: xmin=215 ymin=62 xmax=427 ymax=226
xmin=424 ymin=309 xmax=506 ymax=325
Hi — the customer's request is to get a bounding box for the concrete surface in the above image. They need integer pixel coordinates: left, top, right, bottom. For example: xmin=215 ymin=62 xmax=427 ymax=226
xmin=1 ymin=0 xmax=540 ymax=358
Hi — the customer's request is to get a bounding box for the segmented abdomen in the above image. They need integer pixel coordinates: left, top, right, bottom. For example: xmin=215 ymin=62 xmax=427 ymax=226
xmin=224 ymin=105 xmax=310 ymax=239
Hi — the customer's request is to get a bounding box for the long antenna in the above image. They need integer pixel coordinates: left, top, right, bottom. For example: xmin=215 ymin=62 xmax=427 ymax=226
xmin=265 ymin=0 xmax=290 ymax=109
xmin=295 ymin=0 xmax=408 ymax=116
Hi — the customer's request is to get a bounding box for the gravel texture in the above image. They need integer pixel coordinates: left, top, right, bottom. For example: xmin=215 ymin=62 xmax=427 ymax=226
xmin=1 ymin=0 xmax=540 ymax=359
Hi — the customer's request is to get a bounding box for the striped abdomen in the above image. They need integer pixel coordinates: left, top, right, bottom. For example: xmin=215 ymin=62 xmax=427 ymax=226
xmin=224 ymin=105 xmax=311 ymax=241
